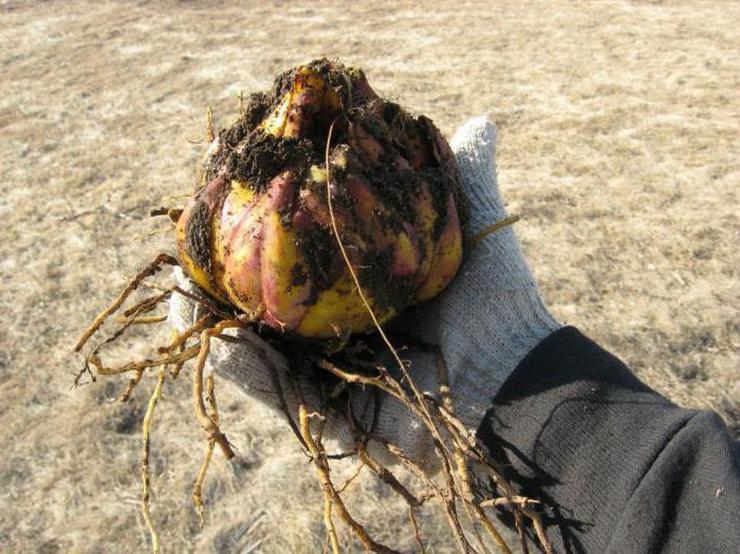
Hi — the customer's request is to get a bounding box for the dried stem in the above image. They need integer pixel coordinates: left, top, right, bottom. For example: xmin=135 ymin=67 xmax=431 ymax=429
xmin=431 ymin=389 xmax=552 ymax=554
xmin=167 ymin=330 xmax=186 ymax=380
xmin=513 ymin=511 xmax=530 ymax=554
xmin=205 ymin=106 xmax=215 ymax=142
xmin=170 ymin=345 xmax=187 ymax=379
xmin=384 ymin=442 xmax=474 ymax=554
xmin=436 ymin=443 xmax=479 ymax=554
xmin=324 ymin=497 xmax=339 ymax=554
xmin=336 ymin=462 xmax=364 ymax=494
xmin=121 ymin=290 xmax=173 ymax=318
xmin=357 ymin=443 xmax=429 ymax=553
xmin=317 ymin=359 xmax=399 ymax=400
xmin=319 ymin=346 xmax=551 ymax=553
xmin=435 ymin=407 xmax=552 ymax=554
xmin=469 ymin=215 xmax=520 ymax=247
xmin=141 ymin=281 xmax=234 ymax=321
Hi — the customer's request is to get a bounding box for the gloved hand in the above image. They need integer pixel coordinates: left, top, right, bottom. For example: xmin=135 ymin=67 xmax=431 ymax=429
xmin=167 ymin=117 xmax=560 ymax=468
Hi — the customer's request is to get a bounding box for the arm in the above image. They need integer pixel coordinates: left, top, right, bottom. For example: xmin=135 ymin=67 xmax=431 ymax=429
xmin=479 ymin=326 xmax=740 ymax=553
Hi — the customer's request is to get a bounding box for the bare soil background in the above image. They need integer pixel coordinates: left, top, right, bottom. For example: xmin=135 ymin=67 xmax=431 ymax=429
xmin=1 ymin=1 xmax=737 ymax=552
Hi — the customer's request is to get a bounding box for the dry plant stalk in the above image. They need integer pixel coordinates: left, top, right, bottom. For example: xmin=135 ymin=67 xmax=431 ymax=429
xmin=73 ymin=59 xmax=553 ymax=553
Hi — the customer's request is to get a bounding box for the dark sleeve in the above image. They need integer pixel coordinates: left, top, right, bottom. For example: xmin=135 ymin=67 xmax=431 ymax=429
xmin=478 ymin=326 xmax=740 ymax=553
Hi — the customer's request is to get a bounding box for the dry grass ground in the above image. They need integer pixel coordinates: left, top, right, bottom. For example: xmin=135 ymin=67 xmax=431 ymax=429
xmin=0 ymin=0 xmax=737 ymax=552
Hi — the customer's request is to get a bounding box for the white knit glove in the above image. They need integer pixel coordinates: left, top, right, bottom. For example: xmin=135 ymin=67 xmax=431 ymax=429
xmin=167 ymin=117 xmax=560 ymax=467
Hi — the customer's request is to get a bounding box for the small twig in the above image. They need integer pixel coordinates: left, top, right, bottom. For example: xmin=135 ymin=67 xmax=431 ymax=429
xmin=323 ymin=121 xmax=441 ymax=436
xmin=149 ymin=207 xmax=183 ymax=223
xmin=300 ymin=402 xmax=340 ymax=554
xmin=170 ymin=342 xmax=187 ymax=379
xmin=435 ymin=440 xmax=479 ymax=554
xmin=384 ymin=442 xmax=474 ymax=554
xmin=162 ymin=327 xmax=188 ymax=380
xmin=316 ymin=359 xmax=397 ymax=399
xmin=430 ymin=383 xmax=553 ymax=554
xmin=514 ymin=510 xmax=529 ymax=554
xmin=140 ymin=281 xmax=234 ymax=321
xmin=323 ymin=123 xmax=470 ymax=554
xmin=72 ymin=360 xmax=96 ymax=388
xmin=470 ymin=215 xmax=520 ymax=247
xmin=171 ymin=285 xmax=235 ymax=321
xmin=237 ymin=91 xmax=246 ymax=116
xmin=318 ymin=359 xmax=479 ymax=553
xmin=384 ymin=443 xmax=442 ymax=496
xmin=436 ymin=408 xmax=552 ymax=553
